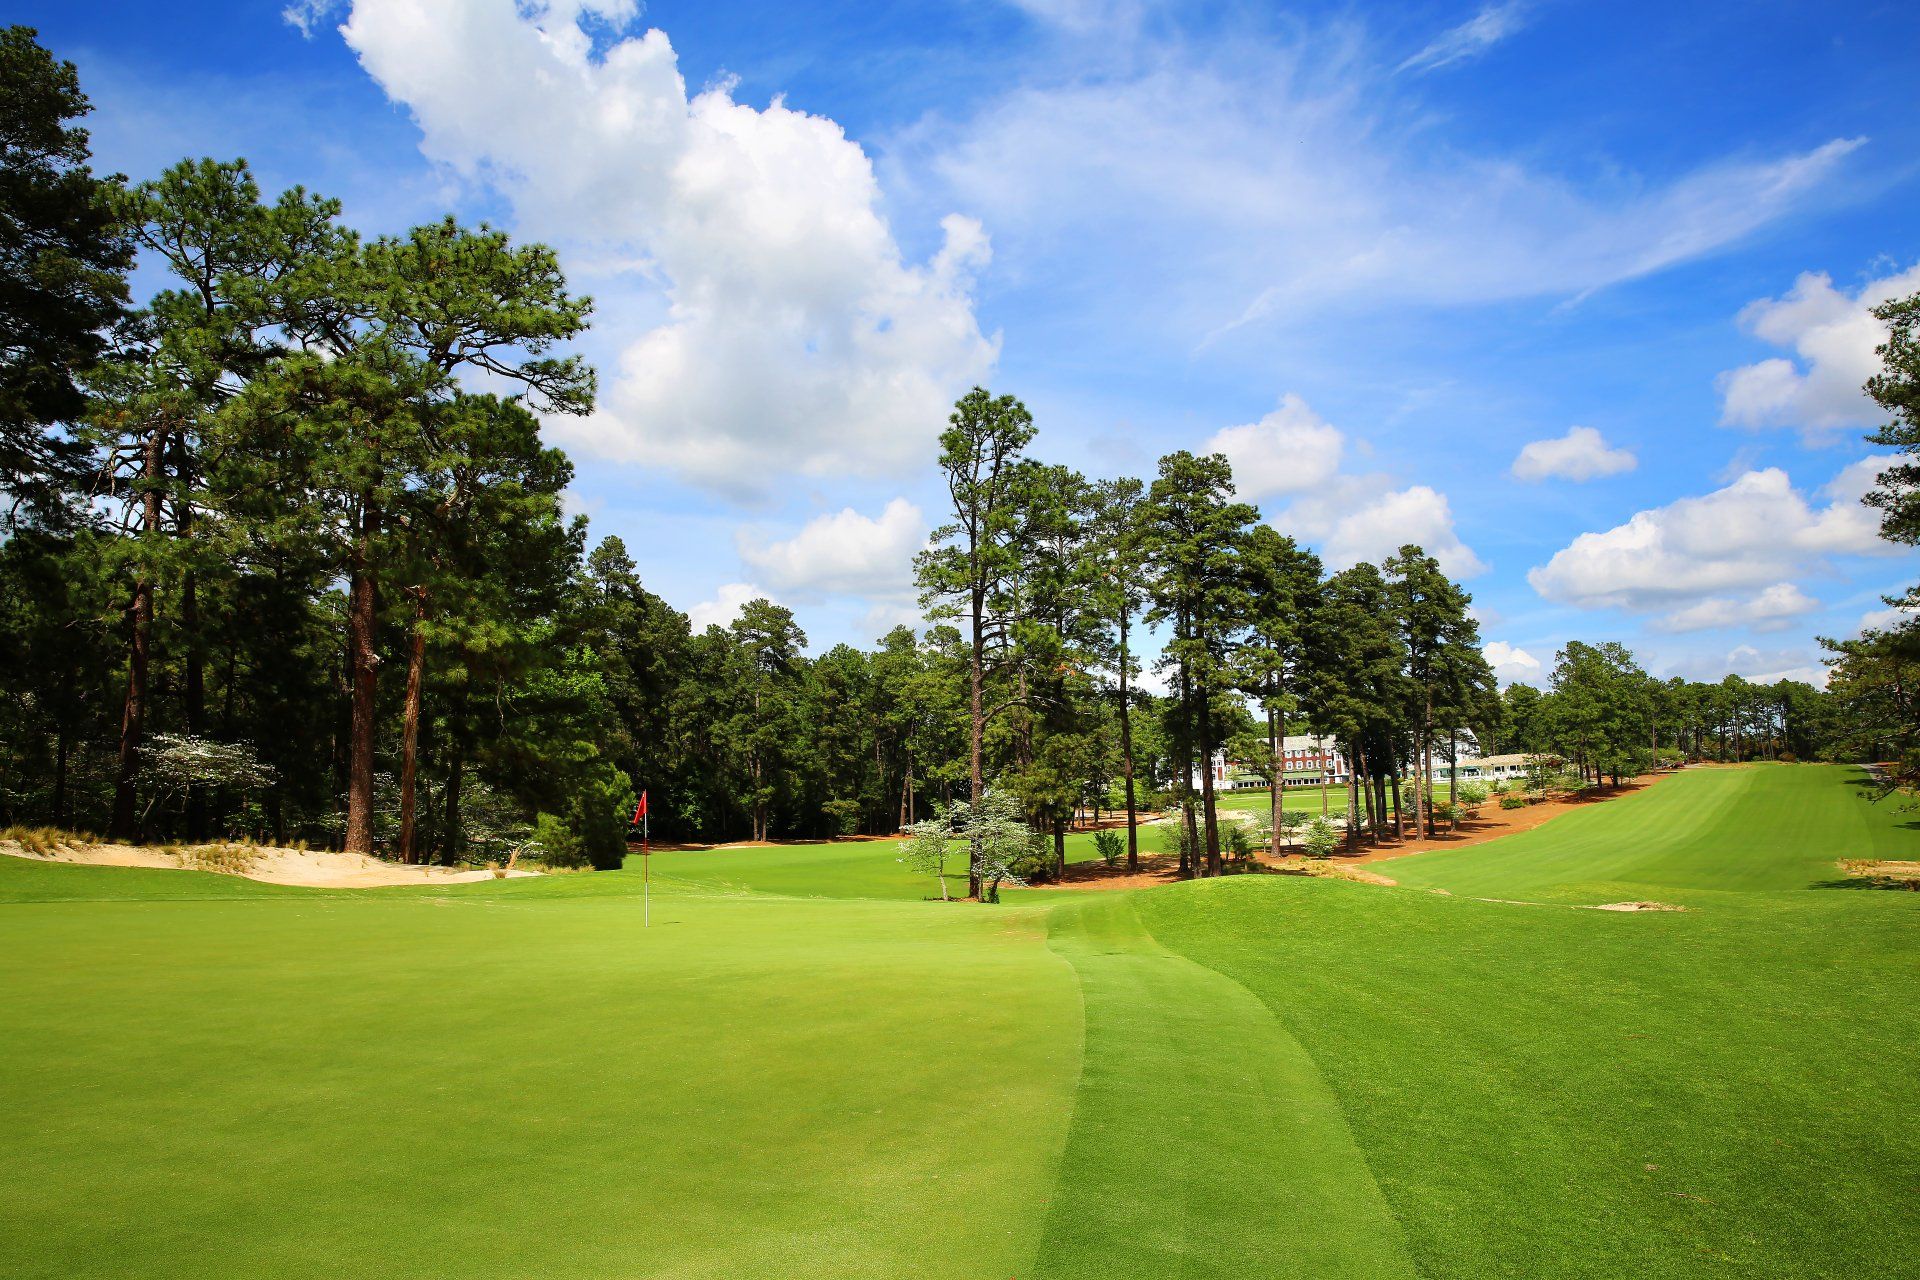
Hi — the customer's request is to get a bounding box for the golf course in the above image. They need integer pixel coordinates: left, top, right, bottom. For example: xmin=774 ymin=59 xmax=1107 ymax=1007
xmin=3 ymin=762 xmax=1914 ymax=1278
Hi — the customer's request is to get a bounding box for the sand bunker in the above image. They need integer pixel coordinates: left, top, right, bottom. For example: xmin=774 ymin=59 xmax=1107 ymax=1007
xmin=2 ymin=839 xmax=539 ymax=889
xmin=1590 ymin=901 xmax=1686 ymax=912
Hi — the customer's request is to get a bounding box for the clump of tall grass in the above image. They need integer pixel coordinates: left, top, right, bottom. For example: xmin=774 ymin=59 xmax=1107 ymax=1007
xmin=180 ymin=840 xmax=261 ymax=874
xmin=2 ymin=826 xmax=100 ymax=855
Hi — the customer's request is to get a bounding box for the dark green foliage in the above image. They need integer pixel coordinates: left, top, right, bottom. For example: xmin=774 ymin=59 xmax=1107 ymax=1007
xmin=0 ymin=27 xmax=132 ymax=528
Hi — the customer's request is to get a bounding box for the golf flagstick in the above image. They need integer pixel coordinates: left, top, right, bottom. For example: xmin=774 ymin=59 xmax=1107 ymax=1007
xmin=633 ymin=790 xmax=651 ymax=929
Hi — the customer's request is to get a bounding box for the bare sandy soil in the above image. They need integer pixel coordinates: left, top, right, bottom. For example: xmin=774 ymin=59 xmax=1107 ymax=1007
xmin=1 ymin=840 xmax=540 ymax=889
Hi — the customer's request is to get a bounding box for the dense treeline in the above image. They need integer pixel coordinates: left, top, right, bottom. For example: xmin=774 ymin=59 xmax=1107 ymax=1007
xmin=0 ymin=30 xmax=1908 ymax=879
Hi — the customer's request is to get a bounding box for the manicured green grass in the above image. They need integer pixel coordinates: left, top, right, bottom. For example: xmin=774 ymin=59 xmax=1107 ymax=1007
xmin=1124 ymin=764 xmax=1920 ymax=1277
xmin=1 ymin=764 xmax=1913 ymax=1277
xmin=0 ymin=875 xmax=1081 ymax=1278
xmin=1213 ymin=785 xmax=1353 ymax=815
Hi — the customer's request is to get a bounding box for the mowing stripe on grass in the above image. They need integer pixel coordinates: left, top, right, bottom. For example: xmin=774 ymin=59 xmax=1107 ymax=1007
xmin=1388 ymin=765 xmax=1886 ymax=901
xmin=1031 ymin=894 xmax=1416 ymax=1280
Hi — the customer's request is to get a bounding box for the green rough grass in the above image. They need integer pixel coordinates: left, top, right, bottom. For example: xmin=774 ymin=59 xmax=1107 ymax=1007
xmin=0 ymin=763 xmax=1913 ymax=1277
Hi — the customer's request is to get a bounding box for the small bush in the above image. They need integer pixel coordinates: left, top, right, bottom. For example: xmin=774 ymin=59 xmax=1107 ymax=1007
xmin=1301 ymin=817 xmax=1339 ymax=859
xmin=532 ymin=813 xmax=587 ymax=869
xmin=1500 ymin=794 xmax=1527 ymax=810
xmin=1777 ymin=751 xmax=1798 ymax=764
xmin=1157 ymin=814 xmax=1201 ymax=860
xmin=1093 ymin=829 xmax=1124 ymax=866
xmin=821 ymin=798 xmax=862 ymax=836
xmin=1008 ymin=845 xmax=1054 ymax=886
xmin=1454 ymin=782 xmax=1490 ymax=816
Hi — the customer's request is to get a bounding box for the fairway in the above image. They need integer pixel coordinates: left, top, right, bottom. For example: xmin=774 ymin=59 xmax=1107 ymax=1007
xmin=2 ymin=764 xmax=1915 ymax=1277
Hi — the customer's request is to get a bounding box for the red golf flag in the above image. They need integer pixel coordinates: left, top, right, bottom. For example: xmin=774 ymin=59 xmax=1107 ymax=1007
xmin=632 ymin=791 xmax=648 ymax=825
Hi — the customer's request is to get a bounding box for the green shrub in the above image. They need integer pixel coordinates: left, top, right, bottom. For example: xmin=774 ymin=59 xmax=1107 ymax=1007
xmin=1223 ymin=821 xmax=1259 ymax=860
xmin=1500 ymin=794 xmax=1527 ymax=811
xmin=1009 ymin=843 xmax=1055 ymax=886
xmin=1157 ymin=814 xmax=1201 ymax=860
xmin=531 ymin=813 xmax=587 ymax=869
xmin=565 ymin=763 xmax=634 ymax=870
xmin=821 ymin=798 xmax=862 ymax=836
xmin=1093 ymin=829 xmax=1124 ymax=867
xmin=1301 ymin=817 xmax=1339 ymax=859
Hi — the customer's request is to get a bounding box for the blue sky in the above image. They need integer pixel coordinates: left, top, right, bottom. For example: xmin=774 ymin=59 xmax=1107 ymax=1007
xmin=24 ymin=0 xmax=1920 ymax=686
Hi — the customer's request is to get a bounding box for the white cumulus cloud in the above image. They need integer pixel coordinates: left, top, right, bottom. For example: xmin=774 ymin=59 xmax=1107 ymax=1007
xmin=1717 ymin=263 xmax=1920 ymax=433
xmin=337 ymin=0 xmax=998 ymax=497
xmin=1483 ymin=640 xmax=1542 ymax=685
xmin=1858 ymin=605 xmax=1916 ymax=634
xmin=1658 ymin=645 xmax=1826 ymax=687
xmin=737 ymin=498 xmax=927 ymax=599
xmin=686 ymin=582 xmax=770 ymax=632
xmin=1653 ymin=583 xmax=1820 ymax=634
xmin=1510 ymin=425 xmax=1636 ymax=483
xmin=1280 ymin=481 xmax=1487 ymax=579
xmin=1205 ymin=394 xmax=1345 ymax=499
xmin=1528 ymin=462 xmax=1895 ymax=629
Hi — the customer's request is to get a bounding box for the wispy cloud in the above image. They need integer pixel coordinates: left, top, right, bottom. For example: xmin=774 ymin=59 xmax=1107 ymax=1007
xmin=1399 ymin=2 xmax=1530 ymax=75
xmin=282 ymin=0 xmax=341 ymax=38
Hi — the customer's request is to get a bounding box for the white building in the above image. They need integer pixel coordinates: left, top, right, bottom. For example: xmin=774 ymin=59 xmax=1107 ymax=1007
xmin=1438 ymin=753 xmax=1548 ymax=783
xmin=1192 ymin=736 xmax=1350 ymax=791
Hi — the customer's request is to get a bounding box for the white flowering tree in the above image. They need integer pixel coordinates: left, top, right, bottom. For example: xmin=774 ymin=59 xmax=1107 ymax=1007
xmin=138 ymin=735 xmax=276 ymax=838
xmin=899 ymin=812 xmax=957 ymax=901
xmin=902 ymin=789 xmax=1040 ymax=903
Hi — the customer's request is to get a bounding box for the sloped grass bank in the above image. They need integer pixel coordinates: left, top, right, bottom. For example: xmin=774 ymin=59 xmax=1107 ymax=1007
xmin=1033 ymin=895 xmax=1415 ymax=1279
xmin=1135 ymin=768 xmax=1920 ymax=1277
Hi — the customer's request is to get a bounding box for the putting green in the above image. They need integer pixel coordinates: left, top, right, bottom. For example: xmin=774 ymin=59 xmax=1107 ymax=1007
xmin=0 ymin=764 xmax=1913 ymax=1277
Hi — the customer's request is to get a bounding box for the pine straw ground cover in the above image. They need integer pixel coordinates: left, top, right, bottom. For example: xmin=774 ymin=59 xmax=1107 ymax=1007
xmin=0 ymin=765 xmax=1913 ymax=1277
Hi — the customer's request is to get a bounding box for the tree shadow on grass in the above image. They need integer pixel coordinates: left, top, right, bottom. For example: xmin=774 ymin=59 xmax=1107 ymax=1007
xmin=1809 ymin=876 xmax=1920 ymax=891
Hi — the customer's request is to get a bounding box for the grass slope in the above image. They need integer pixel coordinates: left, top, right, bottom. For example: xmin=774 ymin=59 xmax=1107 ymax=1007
xmin=1133 ymin=765 xmax=1920 ymax=1277
xmin=1033 ymin=895 xmax=1415 ymax=1279
xmin=1388 ymin=763 xmax=1898 ymax=900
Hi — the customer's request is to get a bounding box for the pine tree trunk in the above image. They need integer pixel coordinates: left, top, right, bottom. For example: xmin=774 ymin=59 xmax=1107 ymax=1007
xmin=1268 ymin=705 xmax=1282 ymax=859
xmin=53 ymin=714 xmax=70 ymax=829
xmin=442 ymin=682 xmax=469 ymax=863
xmin=1357 ymin=745 xmax=1375 ymax=835
xmin=1448 ymin=729 xmax=1459 ymax=833
xmin=1388 ymin=761 xmax=1404 ymax=840
xmin=1345 ymin=747 xmax=1361 ymax=851
xmin=1118 ymin=606 xmax=1138 ymax=873
xmin=1176 ymin=655 xmax=1198 ymax=879
xmin=343 ymin=500 xmax=381 ymax=856
xmin=968 ymin=584 xmax=985 ymax=898
xmin=397 ymin=586 xmax=428 ymax=864
xmin=110 ymin=425 xmax=165 ymax=842
xmin=180 ymin=565 xmax=207 ymax=840
xmin=176 ymin=452 xmax=207 ymax=842
xmin=1200 ymin=734 xmax=1221 ymax=878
